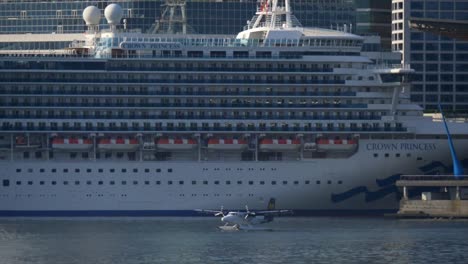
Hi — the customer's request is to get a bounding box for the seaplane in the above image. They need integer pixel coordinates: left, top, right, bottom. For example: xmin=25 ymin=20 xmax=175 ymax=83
xmin=195 ymin=198 xmax=292 ymax=231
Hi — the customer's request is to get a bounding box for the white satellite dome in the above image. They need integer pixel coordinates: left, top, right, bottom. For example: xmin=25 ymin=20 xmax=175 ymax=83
xmin=104 ymin=3 xmax=123 ymax=25
xmin=82 ymin=6 xmax=101 ymax=26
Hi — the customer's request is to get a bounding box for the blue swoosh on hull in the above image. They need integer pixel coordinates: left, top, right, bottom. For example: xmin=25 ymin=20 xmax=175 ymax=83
xmin=365 ymin=185 xmax=398 ymax=203
xmin=376 ymin=174 xmax=401 ymax=187
xmin=331 ymin=185 xmax=398 ymax=203
xmin=418 ymin=161 xmax=450 ymax=175
xmin=331 ymin=159 xmax=468 ymax=204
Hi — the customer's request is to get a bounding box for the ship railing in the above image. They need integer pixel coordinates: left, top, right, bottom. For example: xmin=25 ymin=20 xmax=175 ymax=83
xmin=0 ymin=126 xmax=408 ymax=133
xmin=400 ymin=175 xmax=468 ymax=181
xmin=366 ymin=64 xmax=412 ymax=71
xmin=0 ymin=102 xmax=368 ymax=109
xmin=0 ymin=90 xmax=356 ymax=97
xmin=0 ymin=78 xmax=347 ymax=85
xmin=1 ymin=114 xmax=383 ymax=121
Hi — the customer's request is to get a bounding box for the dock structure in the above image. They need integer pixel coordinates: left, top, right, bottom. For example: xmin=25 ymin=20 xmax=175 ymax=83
xmin=396 ymin=175 xmax=468 ymax=219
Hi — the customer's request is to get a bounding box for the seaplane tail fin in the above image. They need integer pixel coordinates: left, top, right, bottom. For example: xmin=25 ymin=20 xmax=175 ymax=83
xmin=267 ymin=198 xmax=276 ymax=210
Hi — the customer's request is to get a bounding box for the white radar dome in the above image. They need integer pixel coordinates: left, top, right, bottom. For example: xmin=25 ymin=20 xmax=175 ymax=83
xmin=104 ymin=3 xmax=123 ymax=25
xmin=82 ymin=6 xmax=101 ymax=26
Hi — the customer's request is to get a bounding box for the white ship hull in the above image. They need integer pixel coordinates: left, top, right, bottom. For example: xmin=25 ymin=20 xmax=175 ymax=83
xmin=1 ymin=139 xmax=467 ymax=216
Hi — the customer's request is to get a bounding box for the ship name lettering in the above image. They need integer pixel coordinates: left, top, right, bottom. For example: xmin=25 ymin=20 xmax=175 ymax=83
xmin=366 ymin=143 xmax=436 ymax=151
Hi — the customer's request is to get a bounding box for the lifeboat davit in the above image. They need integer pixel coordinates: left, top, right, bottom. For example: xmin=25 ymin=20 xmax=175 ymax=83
xmin=207 ymin=139 xmax=248 ymax=151
xmin=98 ymin=138 xmax=139 ymax=151
xmin=52 ymin=138 xmax=93 ymax=150
xmin=316 ymin=139 xmax=358 ymax=151
xmin=259 ymin=139 xmax=301 ymax=151
xmin=156 ymin=138 xmax=197 ymax=150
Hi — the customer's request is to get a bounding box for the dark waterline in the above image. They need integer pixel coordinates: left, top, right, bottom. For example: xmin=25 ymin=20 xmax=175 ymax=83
xmin=0 ymin=217 xmax=467 ymax=264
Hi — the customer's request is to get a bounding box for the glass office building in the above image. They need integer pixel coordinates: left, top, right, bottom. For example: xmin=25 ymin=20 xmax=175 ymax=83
xmin=0 ymin=1 xmax=390 ymax=44
xmin=392 ymin=0 xmax=468 ymax=112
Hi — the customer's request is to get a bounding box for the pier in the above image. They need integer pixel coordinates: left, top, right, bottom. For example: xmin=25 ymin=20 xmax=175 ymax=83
xmin=395 ymin=175 xmax=468 ymax=219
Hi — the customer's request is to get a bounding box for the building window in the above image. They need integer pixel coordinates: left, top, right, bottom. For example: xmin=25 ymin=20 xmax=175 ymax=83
xmin=2 ymin=180 xmax=9 ymax=187
xmin=316 ymin=181 xmax=321 ymax=184
xmin=271 ymin=181 xmax=276 ymax=185
xmin=122 ymin=181 xmax=127 ymax=185
xmin=168 ymin=169 xmax=173 ymax=173
xmin=168 ymin=181 xmax=173 ymax=185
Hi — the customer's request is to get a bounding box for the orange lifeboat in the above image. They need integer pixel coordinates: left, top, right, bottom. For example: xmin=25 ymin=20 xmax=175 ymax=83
xmin=156 ymin=138 xmax=197 ymax=150
xmin=259 ymin=139 xmax=301 ymax=151
xmin=52 ymin=138 xmax=93 ymax=150
xmin=207 ymin=138 xmax=248 ymax=151
xmin=316 ymin=139 xmax=358 ymax=151
xmin=98 ymin=138 xmax=139 ymax=151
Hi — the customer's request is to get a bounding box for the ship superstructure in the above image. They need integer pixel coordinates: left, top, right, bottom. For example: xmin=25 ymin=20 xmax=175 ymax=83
xmin=0 ymin=0 xmax=467 ymax=216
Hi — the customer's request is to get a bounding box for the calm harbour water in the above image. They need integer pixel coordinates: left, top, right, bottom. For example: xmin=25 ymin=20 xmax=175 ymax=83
xmin=0 ymin=217 xmax=467 ymax=264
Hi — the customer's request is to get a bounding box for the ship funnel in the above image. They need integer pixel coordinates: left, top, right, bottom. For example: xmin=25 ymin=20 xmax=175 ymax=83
xmin=438 ymin=104 xmax=464 ymax=177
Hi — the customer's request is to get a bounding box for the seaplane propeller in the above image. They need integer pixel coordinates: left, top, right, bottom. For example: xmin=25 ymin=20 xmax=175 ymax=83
xmin=244 ymin=205 xmax=256 ymax=219
xmin=214 ymin=206 xmax=225 ymax=217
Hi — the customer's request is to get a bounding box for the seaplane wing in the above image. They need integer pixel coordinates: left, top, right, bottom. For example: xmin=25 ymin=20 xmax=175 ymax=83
xmin=254 ymin=209 xmax=293 ymax=215
xmin=194 ymin=209 xmax=226 ymax=216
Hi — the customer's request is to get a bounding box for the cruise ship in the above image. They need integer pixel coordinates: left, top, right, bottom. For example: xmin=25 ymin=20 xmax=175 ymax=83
xmin=1 ymin=0 xmax=467 ymax=216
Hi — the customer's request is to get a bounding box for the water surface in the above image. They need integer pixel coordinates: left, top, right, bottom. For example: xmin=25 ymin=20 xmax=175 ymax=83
xmin=0 ymin=217 xmax=467 ymax=264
